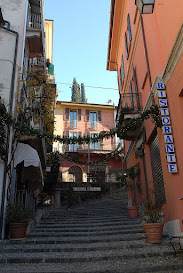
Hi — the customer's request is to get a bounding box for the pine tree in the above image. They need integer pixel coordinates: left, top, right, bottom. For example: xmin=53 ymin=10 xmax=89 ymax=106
xmin=71 ymin=78 xmax=81 ymax=102
xmin=81 ymin=83 xmax=87 ymax=103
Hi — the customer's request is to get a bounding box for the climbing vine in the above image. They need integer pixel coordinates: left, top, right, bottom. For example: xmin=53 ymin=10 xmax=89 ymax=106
xmin=1 ymin=104 xmax=162 ymax=146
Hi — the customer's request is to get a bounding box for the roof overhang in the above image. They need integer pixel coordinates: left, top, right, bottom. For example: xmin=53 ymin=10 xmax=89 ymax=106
xmin=106 ymin=0 xmax=126 ymax=71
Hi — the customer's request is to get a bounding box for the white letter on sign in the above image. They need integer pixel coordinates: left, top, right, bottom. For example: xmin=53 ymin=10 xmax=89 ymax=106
xmin=162 ymin=117 xmax=171 ymax=125
xmin=164 ymin=135 xmax=173 ymax=143
xmin=159 ymin=99 xmax=168 ymax=107
xmin=167 ymin=154 xmax=176 ymax=163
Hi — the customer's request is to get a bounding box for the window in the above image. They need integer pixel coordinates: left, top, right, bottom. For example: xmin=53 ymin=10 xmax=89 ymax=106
xmin=119 ymin=67 xmax=123 ymax=90
xmin=121 ymin=55 xmax=125 ymax=81
xmin=90 ymin=133 xmax=98 ymax=150
xmin=86 ymin=110 xmax=102 ymax=127
xmin=127 ymin=14 xmax=132 ymax=44
xmin=69 ymin=132 xmax=77 ymax=152
xmin=90 ymin=112 xmax=97 ymax=129
xmin=70 ymin=110 xmax=77 ymax=128
xmin=129 ymin=81 xmax=134 ymax=108
xmin=125 ymin=32 xmax=129 ymax=60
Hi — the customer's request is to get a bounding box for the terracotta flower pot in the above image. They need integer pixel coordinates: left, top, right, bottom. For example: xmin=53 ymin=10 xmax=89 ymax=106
xmin=126 ymin=206 xmax=139 ymax=218
xmin=9 ymin=223 xmax=28 ymax=239
xmin=142 ymin=222 xmax=164 ymax=244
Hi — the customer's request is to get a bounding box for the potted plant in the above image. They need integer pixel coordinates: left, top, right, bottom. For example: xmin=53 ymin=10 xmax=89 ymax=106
xmin=139 ymin=198 xmax=164 ymax=244
xmin=7 ymin=204 xmax=32 ymax=239
xmin=126 ymin=165 xmax=140 ymax=218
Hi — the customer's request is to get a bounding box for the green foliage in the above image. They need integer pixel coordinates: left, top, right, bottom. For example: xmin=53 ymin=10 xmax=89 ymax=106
xmin=81 ymin=83 xmax=87 ymax=103
xmin=71 ymin=78 xmax=81 ymax=102
xmin=1 ymin=104 xmax=162 ymax=146
xmin=6 ymin=204 xmax=32 ymax=223
xmin=139 ymin=199 xmax=164 ymax=223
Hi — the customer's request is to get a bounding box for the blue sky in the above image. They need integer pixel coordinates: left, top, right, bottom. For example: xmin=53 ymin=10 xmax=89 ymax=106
xmin=44 ymin=0 xmax=119 ymax=106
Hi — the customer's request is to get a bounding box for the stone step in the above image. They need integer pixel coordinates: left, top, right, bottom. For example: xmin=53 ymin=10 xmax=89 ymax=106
xmin=1 ymin=233 xmax=147 ymax=245
xmin=37 ymin=219 xmax=140 ymax=228
xmin=28 ymin=228 xmax=144 ymax=238
xmin=0 ymin=254 xmax=182 ymax=273
xmin=41 ymin=218 xmax=139 ymax=225
xmin=0 ymin=244 xmax=176 ymax=263
xmin=0 ymin=240 xmax=172 ymax=253
xmin=33 ymin=224 xmax=142 ymax=232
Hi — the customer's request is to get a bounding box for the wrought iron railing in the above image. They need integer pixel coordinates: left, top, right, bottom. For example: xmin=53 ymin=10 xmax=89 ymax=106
xmin=121 ymin=92 xmax=142 ymax=112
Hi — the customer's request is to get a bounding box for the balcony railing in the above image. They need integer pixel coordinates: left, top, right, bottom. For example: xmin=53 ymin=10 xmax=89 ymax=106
xmin=28 ymin=57 xmax=45 ymax=72
xmin=70 ymin=120 xmax=78 ymax=129
xmin=90 ymin=121 xmax=98 ymax=130
xmin=121 ymin=92 xmax=142 ymax=113
xmin=117 ymin=92 xmax=142 ymax=124
xmin=27 ymin=14 xmax=42 ymax=29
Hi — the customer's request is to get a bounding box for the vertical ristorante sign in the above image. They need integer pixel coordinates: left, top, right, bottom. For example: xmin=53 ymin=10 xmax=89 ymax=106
xmin=157 ymin=82 xmax=177 ymax=173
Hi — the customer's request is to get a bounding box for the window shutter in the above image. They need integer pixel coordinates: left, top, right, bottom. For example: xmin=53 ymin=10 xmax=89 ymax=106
xmin=127 ymin=14 xmax=132 ymax=43
xmin=133 ymin=66 xmax=138 ymax=93
xmin=86 ymin=110 xmax=89 ymax=121
xmin=78 ymin=132 xmax=82 ymax=149
xmin=65 ymin=108 xmax=69 ymax=120
xmin=98 ymin=111 xmax=102 ymax=122
xmin=125 ymin=32 xmax=128 ymax=60
xmin=78 ymin=109 xmax=82 ymax=121
xmin=121 ymin=55 xmax=125 ymax=81
xmin=119 ymin=67 xmax=123 ymax=90
xmin=64 ymin=131 xmax=69 ymax=152
xmin=129 ymin=81 xmax=134 ymax=108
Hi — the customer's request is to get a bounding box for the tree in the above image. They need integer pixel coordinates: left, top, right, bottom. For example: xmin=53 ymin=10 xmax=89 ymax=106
xmin=81 ymin=83 xmax=87 ymax=103
xmin=71 ymin=78 xmax=81 ymax=102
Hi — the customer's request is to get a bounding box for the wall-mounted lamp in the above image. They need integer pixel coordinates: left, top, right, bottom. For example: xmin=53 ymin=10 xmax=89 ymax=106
xmin=135 ymin=0 xmax=155 ymax=14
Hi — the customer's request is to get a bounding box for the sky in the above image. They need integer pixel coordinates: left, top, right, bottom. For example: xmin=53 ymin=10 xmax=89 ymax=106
xmin=44 ymin=0 xmax=119 ymax=106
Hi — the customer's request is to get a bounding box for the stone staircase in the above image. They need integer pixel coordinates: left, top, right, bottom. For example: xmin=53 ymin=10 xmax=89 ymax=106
xmin=0 ymin=190 xmax=183 ymax=272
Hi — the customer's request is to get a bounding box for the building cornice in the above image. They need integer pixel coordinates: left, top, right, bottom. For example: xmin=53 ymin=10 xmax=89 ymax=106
xmin=57 ymin=101 xmax=116 ymax=110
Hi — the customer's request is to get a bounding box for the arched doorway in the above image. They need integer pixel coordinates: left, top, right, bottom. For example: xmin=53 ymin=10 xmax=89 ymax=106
xmin=68 ymin=165 xmax=82 ymax=182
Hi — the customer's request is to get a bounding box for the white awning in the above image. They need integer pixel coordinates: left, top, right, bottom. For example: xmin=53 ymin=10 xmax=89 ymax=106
xmin=14 ymin=143 xmax=40 ymax=168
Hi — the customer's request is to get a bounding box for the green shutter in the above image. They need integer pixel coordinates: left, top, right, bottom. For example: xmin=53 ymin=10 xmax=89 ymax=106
xmin=98 ymin=111 xmax=102 ymax=122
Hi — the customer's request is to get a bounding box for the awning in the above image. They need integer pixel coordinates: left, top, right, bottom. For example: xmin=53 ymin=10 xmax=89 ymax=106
xmin=14 ymin=143 xmax=40 ymax=168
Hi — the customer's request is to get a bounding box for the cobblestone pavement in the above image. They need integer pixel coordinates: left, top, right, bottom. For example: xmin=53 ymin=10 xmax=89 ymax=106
xmin=0 ymin=190 xmax=183 ymax=272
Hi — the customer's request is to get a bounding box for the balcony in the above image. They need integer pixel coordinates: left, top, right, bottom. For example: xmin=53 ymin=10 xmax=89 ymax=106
xmin=70 ymin=120 xmax=78 ymax=129
xmin=28 ymin=57 xmax=45 ymax=73
xmin=90 ymin=121 xmax=98 ymax=130
xmin=116 ymin=93 xmax=143 ymax=140
xmin=26 ymin=14 xmax=43 ymax=58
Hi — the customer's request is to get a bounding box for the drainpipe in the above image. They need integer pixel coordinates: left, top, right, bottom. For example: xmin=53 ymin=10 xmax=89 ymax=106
xmin=0 ymin=20 xmax=19 ymax=239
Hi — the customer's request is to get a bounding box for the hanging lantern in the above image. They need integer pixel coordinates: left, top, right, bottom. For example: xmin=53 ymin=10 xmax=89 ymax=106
xmin=135 ymin=0 xmax=155 ymax=14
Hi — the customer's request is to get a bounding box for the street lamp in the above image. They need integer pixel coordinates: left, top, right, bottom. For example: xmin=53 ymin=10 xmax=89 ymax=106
xmin=135 ymin=0 xmax=155 ymax=14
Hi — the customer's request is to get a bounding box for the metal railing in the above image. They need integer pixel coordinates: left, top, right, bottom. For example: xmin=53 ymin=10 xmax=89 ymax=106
xmin=14 ymin=190 xmax=36 ymax=216
xmin=121 ymin=93 xmax=142 ymax=112
xmin=27 ymin=14 xmax=42 ymax=29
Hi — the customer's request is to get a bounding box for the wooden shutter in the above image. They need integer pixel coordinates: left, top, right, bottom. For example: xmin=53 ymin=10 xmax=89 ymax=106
xmin=122 ymin=55 xmax=125 ymax=81
xmin=86 ymin=110 xmax=89 ymax=121
xmin=78 ymin=109 xmax=81 ymax=121
xmin=64 ymin=131 xmax=69 ymax=152
xmin=98 ymin=111 xmax=102 ymax=122
xmin=78 ymin=132 xmax=82 ymax=149
xmin=149 ymin=134 xmax=166 ymax=205
xmin=119 ymin=67 xmax=123 ymax=90
xmin=125 ymin=32 xmax=128 ymax=60
xmin=65 ymin=108 xmax=69 ymax=120
xmin=127 ymin=14 xmax=132 ymax=43
xmin=129 ymin=81 xmax=134 ymax=109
